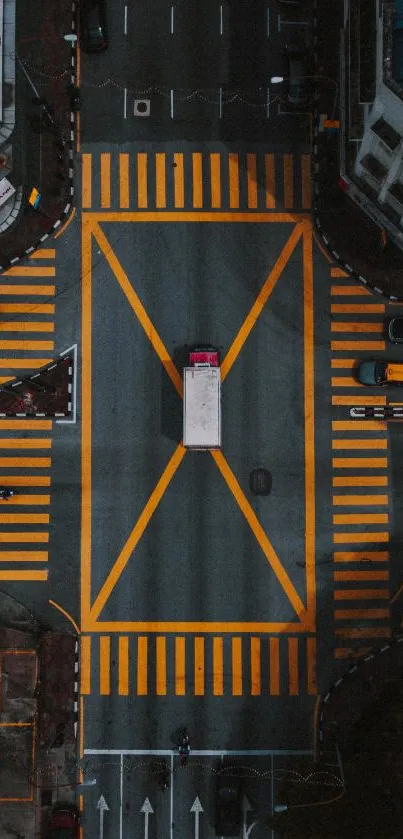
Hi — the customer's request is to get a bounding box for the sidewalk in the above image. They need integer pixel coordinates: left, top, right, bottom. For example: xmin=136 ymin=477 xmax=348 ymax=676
xmin=0 ymin=591 xmax=79 ymax=839
xmin=313 ymin=0 xmax=403 ymax=299
xmin=0 ymin=0 xmax=76 ymax=270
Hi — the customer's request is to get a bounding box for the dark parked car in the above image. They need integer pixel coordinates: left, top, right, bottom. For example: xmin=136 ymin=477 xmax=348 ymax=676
xmin=215 ymin=772 xmax=242 ymax=837
xmin=286 ymin=44 xmax=308 ymax=105
xmin=387 ymin=316 xmax=403 ymax=343
xmin=355 ymin=359 xmax=403 ymax=386
xmin=80 ymin=0 xmax=108 ymax=52
xmin=47 ymin=802 xmax=80 ymax=838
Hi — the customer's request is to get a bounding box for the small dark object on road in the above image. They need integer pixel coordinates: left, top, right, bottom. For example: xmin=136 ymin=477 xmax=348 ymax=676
xmin=387 ymin=317 xmax=403 ymax=344
xmin=67 ymin=84 xmax=81 ymax=112
xmin=0 ymin=488 xmax=18 ymax=500
xmin=249 ymin=468 xmax=272 ymax=496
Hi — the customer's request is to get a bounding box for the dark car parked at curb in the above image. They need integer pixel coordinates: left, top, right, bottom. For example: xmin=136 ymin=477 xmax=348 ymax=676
xmin=387 ymin=317 xmax=403 ymax=343
xmin=356 ymin=359 xmax=403 ymax=386
xmin=286 ymin=43 xmax=308 ymax=105
xmin=80 ymin=0 xmax=108 ymax=52
xmin=215 ymin=771 xmax=242 ymax=836
xmin=46 ymin=802 xmax=80 ymax=838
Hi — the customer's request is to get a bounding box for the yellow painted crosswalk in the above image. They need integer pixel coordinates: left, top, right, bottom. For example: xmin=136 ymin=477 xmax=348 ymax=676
xmin=329 ymin=273 xmax=391 ymax=659
xmin=0 ymin=249 xmax=56 ymax=581
xmin=80 ymin=634 xmax=317 ymax=697
xmin=81 ymin=151 xmax=311 ymax=212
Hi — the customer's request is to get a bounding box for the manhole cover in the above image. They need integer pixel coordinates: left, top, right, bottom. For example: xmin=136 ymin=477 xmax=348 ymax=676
xmin=249 ymin=468 xmax=272 ymax=496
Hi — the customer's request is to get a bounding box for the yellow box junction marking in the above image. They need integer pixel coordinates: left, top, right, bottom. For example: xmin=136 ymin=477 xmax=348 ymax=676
xmin=81 ymin=213 xmax=315 ymax=639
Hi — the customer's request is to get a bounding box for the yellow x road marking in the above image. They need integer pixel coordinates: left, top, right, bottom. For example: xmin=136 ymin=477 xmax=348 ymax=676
xmin=82 ymin=214 xmax=315 ymax=632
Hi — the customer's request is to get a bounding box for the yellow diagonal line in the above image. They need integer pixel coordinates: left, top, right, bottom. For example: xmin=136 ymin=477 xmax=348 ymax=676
xmin=90 ymin=444 xmax=187 ymax=621
xmin=212 ymin=449 xmax=307 ymax=620
xmin=93 ymin=221 xmax=183 ymax=397
xmin=221 ymin=222 xmax=304 ymax=381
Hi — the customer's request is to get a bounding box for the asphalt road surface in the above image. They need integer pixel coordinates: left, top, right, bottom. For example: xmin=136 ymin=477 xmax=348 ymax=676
xmin=1 ymin=0 xmax=401 ymax=837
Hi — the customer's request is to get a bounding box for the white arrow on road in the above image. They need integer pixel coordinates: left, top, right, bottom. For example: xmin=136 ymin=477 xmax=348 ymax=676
xmin=243 ymin=795 xmax=257 ymax=839
xmin=190 ymin=796 xmax=204 ymax=839
xmin=96 ymin=795 xmax=109 ymax=839
xmin=141 ymin=797 xmax=154 ymax=839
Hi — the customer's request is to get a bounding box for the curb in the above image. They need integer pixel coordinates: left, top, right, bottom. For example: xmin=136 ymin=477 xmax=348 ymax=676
xmin=316 ymin=632 xmax=403 ymax=760
xmin=74 ymin=638 xmax=79 ymax=739
xmin=0 ymin=0 xmax=77 ymax=271
xmin=311 ymin=0 xmax=403 ymax=303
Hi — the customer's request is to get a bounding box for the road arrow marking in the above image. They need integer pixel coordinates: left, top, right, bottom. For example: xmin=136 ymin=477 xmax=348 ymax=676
xmin=97 ymin=795 xmax=109 ymax=839
xmin=243 ymin=795 xmax=257 ymax=838
xmin=190 ymin=796 xmax=204 ymax=839
xmin=141 ymin=797 xmax=154 ymax=839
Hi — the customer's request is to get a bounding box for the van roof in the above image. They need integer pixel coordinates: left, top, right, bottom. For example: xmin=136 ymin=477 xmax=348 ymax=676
xmin=386 ymin=362 xmax=403 ymax=381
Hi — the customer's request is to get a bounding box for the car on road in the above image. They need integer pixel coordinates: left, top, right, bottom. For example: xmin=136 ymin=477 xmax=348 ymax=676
xmin=80 ymin=0 xmax=108 ymax=52
xmin=286 ymin=44 xmax=308 ymax=105
xmin=387 ymin=316 xmax=403 ymax=343
xmin=356 ymin=359 xmax=403 ymax=386
xmin=215 ymin=771 xmax=242 ymax=836
xmin=46 ymin=802 xmax=80 ymax=838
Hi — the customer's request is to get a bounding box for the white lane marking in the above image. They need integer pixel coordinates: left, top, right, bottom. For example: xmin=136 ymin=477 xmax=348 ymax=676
xmin=170 ymin=89 xmax=174 ymax=118
xmin=267 ymin=7 xmax=270 ymax=36
xmin=170 ymin=753 xmax=174 ymax=839
xmin=124 ymin=4 xmax=127 ymax=34
xmin=97 ymin=796 xmax=109 ymax=839
xmin=266 ymin=87 xmax=270 ymax=117
xmin=141 ymin=798 xmax=154 ymax=839
xmin=85 ymin=748 xmax=313 ymax=756
xmin=190 ymin=797 xmax=203 ymax=839
xmin=58 ymin=343 xmax=77 ymax=425
xmin=120 ymin=754 xmax=123 ymax=839
xmin=171 ymin=5 xmax=174 ymax=33
xmin=123 ymin=87 xmax=127 ymax=119
xmin=220 ymin=4 xmax=223 ymax=34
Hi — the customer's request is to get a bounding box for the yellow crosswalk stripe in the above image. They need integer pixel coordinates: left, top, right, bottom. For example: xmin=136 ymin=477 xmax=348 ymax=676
xmin=0 ymin=321 xmax=54 ymax=332
xmin=333 ymin=551 xmax=389 ymax=561
xmin=335 ymin=608 xmax=389 ymax=620
xmin=331 ymin=321 xmax=384 ymax=332
xmin=100 ymin=153 xmax=111 ymax=208
xmin=100 ymin=635 xmax=111 ymax=694
xmin=137 ymin=153 xmax=148 ymax=208
xmin=194 ymin=636 xmax=205 ymax=696
xmin=331 ymin=340 xmax=385 ymax=351
xmin=331 ymin=303 xmax=385 ymax=314
xmin=213 ymin=636 xmax=224 ymax=695
xmin=3 ymin=266 xmax=55 ymax=277
xmin=250 ymin=636 xmax=261 ymax=695
xmin=332 ymin=439 xmax=387 ymax=450
xmin=331 ymin=284 xmax=372 ymax=295
xmin=175 ymin=635 xmax=186 ymax=695
xmin=333 ymin=475 xmax=387 ymax=486
xmin=335 ymin=570 xmax=389 ymax=581
xmin=331 ymin=376 xmax=363 ymax=387
xmin=334 ymin=588 xmax=389 ymax=599
xmin=0 ymin=303 xmax=55 ymax=313
xmin=119 ymin=153 xmax=130 ymax=208
xmin=232 ymin=637 xmax=242 ymax=696
xmin=0 ymin=285 xmax=55 ymax=295
xmin=29 ymin=249 xmax=56 ymax=259
xmin=332 ymin=420 xmax=386 ymax=430
xmin=118 ymin=636 xmax=129 ymax=695
xmin=174 ymin=153 xmax=184 ymax=208
xmin=0 ymin=513 xmax=49 ymax=523
xmin=334 ymin=495 xmax=387 ymax=510
xmin=333 ymin=531 xmax=389 ymax=543
xmin=137 ymin=636 xmax=148 ymax=695
xmin=0 ymin=340 xmax=54 ymax=350
xmin=332 ymin=395 xmax=386 ymax=406
xmin=0 ymin=532 xmax=49 ymax=542
xmin=288 ymin=638 xmax=299 ymax=695
xmin=265 ymin=154 xmax=275 ymax=208
xmin=0 ymin=439 xmax=51 ymax=449
xmin=156 ymin=636 xmax=167 ymax=696
xmin=0 ymin=570 xmax=47 ymax=580
xmin=247 ymin=154 xmax=258 ymax=209
xmin=210 ymin=153 xmax=221 ymax=208
xmin=333 ymin=513 xmax=388 ymax=524
xmin=335 ymin=627 xmax=391 ymax=638
xmin=155 ymin=153 xmax=166 ymax=209
xmin=332 ymin=457 xmax=387 ymax=468
xmin=229 ymin=153 xmax=239 ymax=209
xmin=0 ymin=551 xmax=48 ymax=561
xmin=192 ymin=153 xmax=203 ymax=208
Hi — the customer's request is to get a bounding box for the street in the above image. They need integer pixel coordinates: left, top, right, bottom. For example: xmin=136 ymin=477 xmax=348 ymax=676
xmin=0 ymin=0 xmax=401 ymax=837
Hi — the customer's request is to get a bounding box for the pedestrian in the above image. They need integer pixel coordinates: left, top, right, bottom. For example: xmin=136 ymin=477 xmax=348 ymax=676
xmin=0 ymin=488 xmax=18 ymax=500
